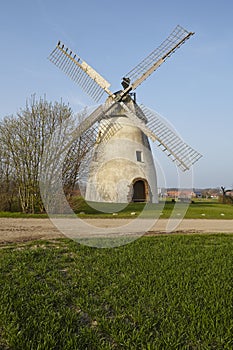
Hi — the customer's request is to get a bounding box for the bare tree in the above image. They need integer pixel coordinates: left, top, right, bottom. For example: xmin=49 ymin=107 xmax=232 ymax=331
xmin=0 ymin=138 xmax=18 ymax=211
xmin=220 ymin=186 xmax=233 ymax=204
xmin=0 ymin=96 xmax=95 ymax=213
xmin=62 ymin=109 xmax=96 ymax=198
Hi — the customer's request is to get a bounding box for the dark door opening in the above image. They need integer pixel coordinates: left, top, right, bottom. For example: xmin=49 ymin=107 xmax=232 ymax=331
xmin=132 ymin=180 xmax=146 ymax=202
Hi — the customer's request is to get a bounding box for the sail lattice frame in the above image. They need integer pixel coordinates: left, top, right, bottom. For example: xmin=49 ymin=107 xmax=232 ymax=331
xmin=49 ymin=42 xmax=112 ymax=102
xmin=124 ymin=25 xmax=193 ymax=88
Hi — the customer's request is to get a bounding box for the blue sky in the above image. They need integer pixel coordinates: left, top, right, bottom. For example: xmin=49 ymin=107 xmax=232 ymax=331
xmin=0 ymin=0 xmax=233 ymax=189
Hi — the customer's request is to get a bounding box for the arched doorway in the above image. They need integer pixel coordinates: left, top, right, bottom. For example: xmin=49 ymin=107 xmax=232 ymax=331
xmin=132 ymin=179 xmax=147 ymax=202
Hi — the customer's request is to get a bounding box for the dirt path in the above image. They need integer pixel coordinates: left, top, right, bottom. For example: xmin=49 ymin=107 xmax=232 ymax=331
xmin=0 ymin=218 xmax=233 ymax=244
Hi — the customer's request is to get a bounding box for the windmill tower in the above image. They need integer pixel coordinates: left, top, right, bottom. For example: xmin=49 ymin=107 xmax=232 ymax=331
xmin=85 ymin=95 xmax=158 ymax=203
xmin=49 ymin=25 xmax=202 ymax=204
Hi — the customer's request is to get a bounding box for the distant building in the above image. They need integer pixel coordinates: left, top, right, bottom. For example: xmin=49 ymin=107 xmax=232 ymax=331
xmin=166 ymin=189 xmax=195 ymax=200
xmin=194 ymin=191 xmax=202 ymax=198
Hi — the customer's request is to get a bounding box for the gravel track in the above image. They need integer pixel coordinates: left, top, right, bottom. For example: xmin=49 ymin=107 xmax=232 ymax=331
xmin=0 ymin=218 xmax=232 ymax=244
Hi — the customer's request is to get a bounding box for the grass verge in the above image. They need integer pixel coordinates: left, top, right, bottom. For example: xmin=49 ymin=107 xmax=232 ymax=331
xmin=0 ymin=234 xmax=233 ymax=349
xmin=0 ymin=199 xmax=233 ymax=219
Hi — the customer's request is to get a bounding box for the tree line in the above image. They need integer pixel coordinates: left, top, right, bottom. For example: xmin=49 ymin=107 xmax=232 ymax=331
xmin=0 ymin=96 xmax=95 ymax=213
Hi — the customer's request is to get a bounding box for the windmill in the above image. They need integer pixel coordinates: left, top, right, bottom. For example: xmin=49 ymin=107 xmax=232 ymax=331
xmin=48 ymin=25 xmax=202 ymax=204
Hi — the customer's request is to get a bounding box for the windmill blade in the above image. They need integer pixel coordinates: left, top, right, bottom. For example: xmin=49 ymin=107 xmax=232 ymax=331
xmin=71 ymin=102 xmax=119 ymax=140
xmin=44 ymin=102 xmax=117 ymax=163
xmin=120 ymin=25 xmax=194 ymax=96
xmin=71 ymin=102 xmax=123 ymax=158
xmin=120 ymin=102 xmax=202 ymax=171
xmin=63 ymin=108 xmax=123 ymax=187
xmin=119 ymin=102 xmax=158 ymax=142
xmin=49 ymin=41 xmax=114 ymax=102
xmin=71 ymin=105 xmax=105 ymax=139
xmin=141 ymin=105 xmax=202 ymax=170
xmin=43 ymin=101 xmax=122 ymax=185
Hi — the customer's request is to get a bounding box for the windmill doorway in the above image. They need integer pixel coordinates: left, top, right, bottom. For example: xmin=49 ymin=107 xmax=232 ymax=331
xmin=132 ymin=178 xmax=149 ymax=202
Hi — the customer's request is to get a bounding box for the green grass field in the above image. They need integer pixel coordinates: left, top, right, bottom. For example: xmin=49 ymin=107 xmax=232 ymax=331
xmin=0 ymin=199 xmax=233 ymax=219
xmin=0 ymin=234 xmax=233 ymax=349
